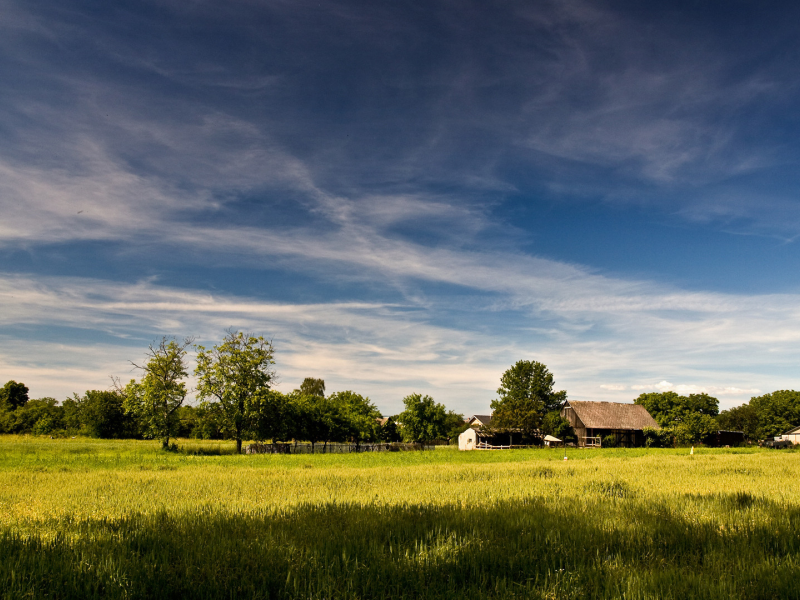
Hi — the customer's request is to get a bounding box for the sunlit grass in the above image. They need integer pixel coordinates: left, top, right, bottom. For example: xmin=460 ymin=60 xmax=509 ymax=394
xmin=1 ymin=436 xmax=797 ymax=599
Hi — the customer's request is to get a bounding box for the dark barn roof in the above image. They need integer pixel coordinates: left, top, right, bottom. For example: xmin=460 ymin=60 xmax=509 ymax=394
xmin=565 ymin=400 xmax=658 ymax=430
xmin=470 ymin=415 xmax=493 ymax=427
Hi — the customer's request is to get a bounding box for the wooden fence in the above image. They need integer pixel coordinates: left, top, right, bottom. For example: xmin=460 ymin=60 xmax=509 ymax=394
xmin=245 ymin=442 xmax=440 ymax=454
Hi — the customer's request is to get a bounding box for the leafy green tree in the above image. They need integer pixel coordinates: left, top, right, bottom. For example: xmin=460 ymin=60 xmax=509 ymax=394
xmin=10 ymin=398 xmax=62 ymax=434
xmin=634 ymin=392 xmax=719 ymax=427
xmin=0 ymin=380 xmax=29 ymax=411
xmin=293 ymin=393 xmax=345 ymax=451
xmin=716 ymin=403 xmax=759 ymax=440
xmin=749 ymin=390 xmax=800 ymax=439
xmin=397 ymin=393 xmax=449 ymax=443
xmin=195 ymin=331 xmax=276 ymax=453
xmin=329 ymin=390 xmax=382 ymax=447
xmin=444 ymin=410 xmax=468 ymax=443
xmin=120 ymin=337 xmax=192 ymax=450
xmin=60 ymin=397 xmax=83 ymax=433
xmin=184 ymin=403 xmax=229 ymax=439
xmin=490 ymin=361 xmax=567 ymax=441
xmin=542 ymin=411 xmax=575 ymax=443
xmin=79 ymin=390 xmax=137 ymax=438
xmin=298 ymin=378 xmax=325 ymax=398
xmin=379 ymin=417 xmax=403 ymax=442
xmin=674 ymin=413 xmax=719 ymax=445
xmin=250 ymin=390 xmax=298 ymax=444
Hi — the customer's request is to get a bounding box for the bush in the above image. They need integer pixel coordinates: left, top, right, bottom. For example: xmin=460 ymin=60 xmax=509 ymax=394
xmin=602 ymin=435 xmax=617 ymax=448
xmin=643 ymin=426 xmax=672 ymax=448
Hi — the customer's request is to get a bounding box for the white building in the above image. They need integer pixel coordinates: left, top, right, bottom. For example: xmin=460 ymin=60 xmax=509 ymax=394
xmin=780 ymin=426 xmax=800 ymax=444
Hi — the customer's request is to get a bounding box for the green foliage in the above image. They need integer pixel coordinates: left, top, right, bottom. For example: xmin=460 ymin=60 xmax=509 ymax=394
xmin=634 ymin=391 xmax=719 ymax=427
xmin=0 ymin=380 xmax=29 ymax=411
xmin=195 ymin=331 xmax=276 ymax=453
xmin=674 ymin=413 xmax=719 ymax=446
xmin=4 ymin=398 xmax=63 ymax=434
xmin=172 ymin=405 xmax=228 ymax=440
xmin=490 ymin=360 xmax=566 ymax=438
xmin=328 ymin=390 xmax=381 ymax=446
xmin=716 ymin=403 xmax=759 ymax=440
xmin=379 ymin=417 xmax=402 ymax=442
xmin=398 ymin=393 xmax=449 ymax=442
xmin=121 ymin=337 xmax=191 ymax=449
xmin=443 ymin=410 xmax=468 ymax=443
xmin=250 ymin=389 xmax=298 ymax=443
xmin=542 ymin=410 xmax=575 ymax=442
xmin=79 ymin=390 xmax=138 ymax=438
xmin=60 ymin=397 xmax=83 ymax=433
xmin=642 ymin=426 xmax=672 ymax=448
xmin=748 ymin=390 xmax=800 ymax=439
xmin=601 ymin=434 xmax=617 ymax=448
xmin=298 ymin=377 xmax=325 ymax=397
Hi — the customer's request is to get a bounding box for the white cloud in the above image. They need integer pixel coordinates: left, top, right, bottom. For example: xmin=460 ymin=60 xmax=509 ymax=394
xmin=629 ymin=381 xmax=762 ymax=397
xmin=600 ymin=384 xmax=627 ymax=391
xmin=0 ymin=261 xmax=795 ymax=414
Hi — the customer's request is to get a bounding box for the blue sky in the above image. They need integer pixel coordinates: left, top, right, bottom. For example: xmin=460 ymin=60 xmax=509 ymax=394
xmin=2 ymin=0 xmax=800 ymax=415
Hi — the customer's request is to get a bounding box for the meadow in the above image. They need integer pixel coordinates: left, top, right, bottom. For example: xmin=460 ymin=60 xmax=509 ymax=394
xmin=1 ymin=437 xmax=799 ymax=599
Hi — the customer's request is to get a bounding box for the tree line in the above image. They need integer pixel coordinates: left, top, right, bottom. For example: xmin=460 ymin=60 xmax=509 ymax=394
xmin=4 ymin=346 xmax=796 ymax=449
xmin=632 ymin=390 xmax=800 ymax=446
xmin=0 ymin=332 xmax=468 ymax=450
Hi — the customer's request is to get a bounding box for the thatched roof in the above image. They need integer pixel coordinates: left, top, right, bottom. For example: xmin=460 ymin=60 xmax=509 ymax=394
xmin=565 ymin=400 xmax=658 ymax=430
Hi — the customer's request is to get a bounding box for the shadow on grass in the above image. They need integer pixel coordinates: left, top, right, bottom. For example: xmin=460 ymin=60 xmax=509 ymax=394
xmin=3 ymin=493 xmax=800 ymax=599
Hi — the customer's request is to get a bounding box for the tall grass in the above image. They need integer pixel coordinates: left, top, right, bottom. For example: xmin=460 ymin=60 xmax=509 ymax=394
xmin=0 ymin=436 xmax=797 ymax=599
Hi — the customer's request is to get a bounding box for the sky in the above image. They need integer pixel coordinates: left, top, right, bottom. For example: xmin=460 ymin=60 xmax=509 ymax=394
xmin=2 ymin=0 xmax=800 ymax=416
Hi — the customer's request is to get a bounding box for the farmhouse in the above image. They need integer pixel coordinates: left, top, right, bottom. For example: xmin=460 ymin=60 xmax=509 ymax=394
xmin=560 ymin=400 xmax=658 ymax=448
xmin=466 ymin=415 xmax=493 ymax=429
xmin=780 ymin=425 xmax=800 ymax=445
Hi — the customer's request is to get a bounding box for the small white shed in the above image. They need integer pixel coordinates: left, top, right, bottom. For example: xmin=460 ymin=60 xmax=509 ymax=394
xmin=459 ymin=427 xmax=478 ymax=451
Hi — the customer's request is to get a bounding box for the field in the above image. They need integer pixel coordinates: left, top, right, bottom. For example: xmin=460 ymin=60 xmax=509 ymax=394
xmin=1 ymin=437 xmax=799 ymax=599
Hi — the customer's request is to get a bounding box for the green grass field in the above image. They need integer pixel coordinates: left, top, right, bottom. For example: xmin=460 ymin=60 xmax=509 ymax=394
xmin=1 ymin=437 xmax=799 ymax=599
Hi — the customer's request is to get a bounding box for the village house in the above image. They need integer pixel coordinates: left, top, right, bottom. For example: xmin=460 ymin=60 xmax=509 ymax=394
xmin=466 ymin=415 xmax=492 ymax=429
xmin=560 ymin=400 xmax=658 ymax=448
xmin=779 ymin=425 xmax=800 ymax=445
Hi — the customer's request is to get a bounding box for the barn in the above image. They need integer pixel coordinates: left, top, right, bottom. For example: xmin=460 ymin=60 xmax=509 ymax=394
xmin=560 ymin=400 xmax=658 ymax=448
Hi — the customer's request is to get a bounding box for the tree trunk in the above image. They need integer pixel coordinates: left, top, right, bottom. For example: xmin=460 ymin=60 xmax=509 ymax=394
xmin=236 ymin=438 xmax=242 ymax=454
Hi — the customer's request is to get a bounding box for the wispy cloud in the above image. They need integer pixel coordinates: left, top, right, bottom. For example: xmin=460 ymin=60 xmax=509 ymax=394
xmin=1 ymin=256 xmax=797 ymax=413
xmin=2 ymin=0 xmax=800 ymax=415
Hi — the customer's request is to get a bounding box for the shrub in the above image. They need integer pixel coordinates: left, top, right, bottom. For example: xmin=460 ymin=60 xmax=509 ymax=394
xmin=643 ymin=426 xmax=673 ymax=448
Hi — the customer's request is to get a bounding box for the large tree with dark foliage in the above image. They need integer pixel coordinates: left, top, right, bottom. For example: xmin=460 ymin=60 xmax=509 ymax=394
xmin=490 ymin=361 xmax=567 ymax=441
xmin=80 ymin=390 xmax=138 ymax=438
xmin=716 ymin=403 xmax=759 ymax=440
xmin=634 ymin=391 xmax=719 ymax=428
xmin=748 ymin=390 xmax=800 ymax=439
xmin=0 ymin=380 xmax=29 ymax=411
